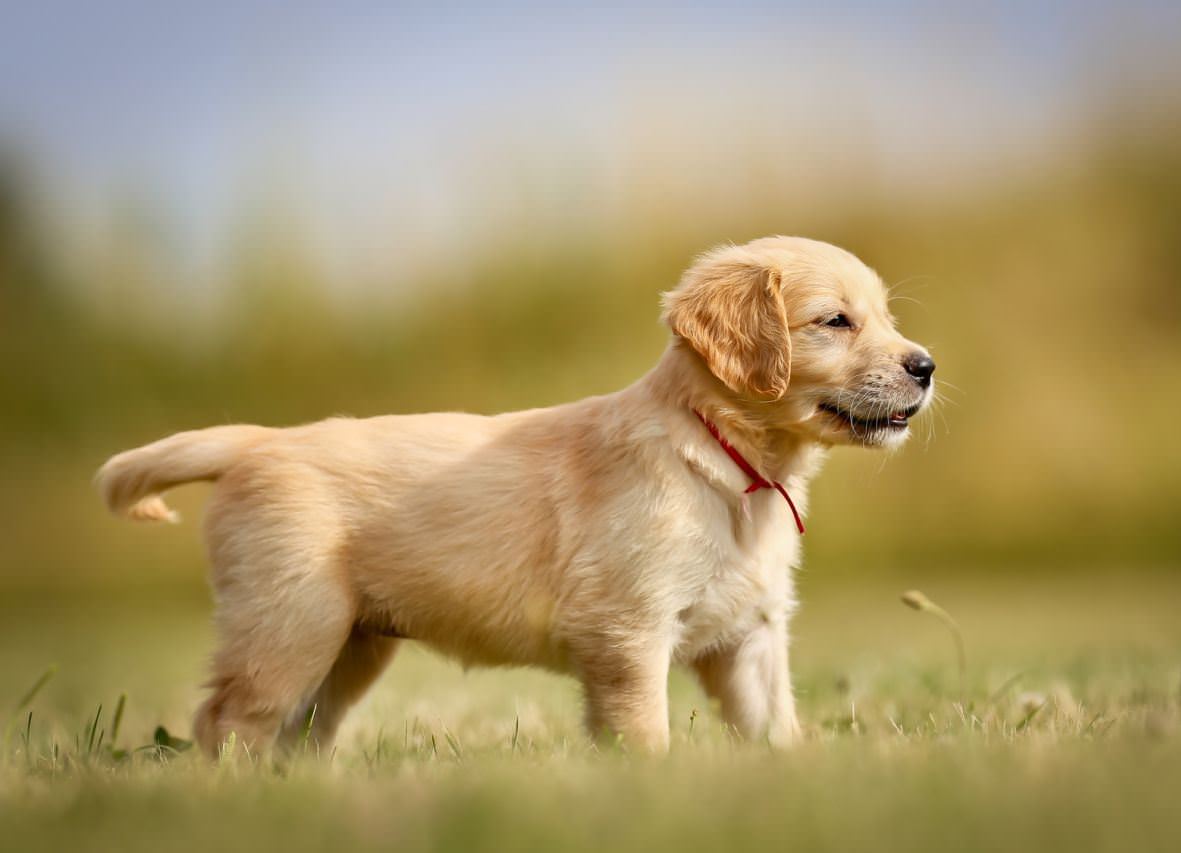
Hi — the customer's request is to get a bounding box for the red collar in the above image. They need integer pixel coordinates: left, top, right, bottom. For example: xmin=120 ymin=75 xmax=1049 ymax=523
xmin=692 ymin=409 xmax=806 ymax=535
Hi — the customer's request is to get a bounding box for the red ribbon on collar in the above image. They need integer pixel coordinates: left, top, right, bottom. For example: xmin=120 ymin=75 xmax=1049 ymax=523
xmin=692 ymin=410 xmax=806 ymax=535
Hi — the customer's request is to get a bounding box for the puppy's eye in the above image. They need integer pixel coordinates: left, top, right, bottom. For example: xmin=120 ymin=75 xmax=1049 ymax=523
xmin=824 ymin=314 xmax=852 ymax=328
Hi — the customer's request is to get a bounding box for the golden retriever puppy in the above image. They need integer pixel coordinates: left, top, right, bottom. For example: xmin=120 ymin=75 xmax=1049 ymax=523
xmin=96 ymin=236 xmax=934 ymax=756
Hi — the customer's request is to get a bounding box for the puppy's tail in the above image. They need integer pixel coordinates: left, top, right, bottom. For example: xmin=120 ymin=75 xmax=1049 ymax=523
xmin=96 ymin=425 xmax=274 ymax=522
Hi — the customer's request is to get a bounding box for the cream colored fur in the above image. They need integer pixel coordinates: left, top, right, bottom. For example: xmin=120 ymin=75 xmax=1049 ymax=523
xmin=96 ymin=236 xmax=932 ymax=756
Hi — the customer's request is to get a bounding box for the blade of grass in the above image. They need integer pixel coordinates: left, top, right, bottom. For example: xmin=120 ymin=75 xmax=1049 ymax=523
xmin=443 ymin=726 xmax=463 ymax=760
xmin=109 ymin=694 xmax=126 ymax=747
xmin=85 ymin=704 xmax=103 ymax=757
xmin=300 ymin=703 xmax=318 ymax=753
xmin=1016 ymin=701 xmax=1046 ymax=732
xmin=4 ymin=665 xmax=58 ymax=749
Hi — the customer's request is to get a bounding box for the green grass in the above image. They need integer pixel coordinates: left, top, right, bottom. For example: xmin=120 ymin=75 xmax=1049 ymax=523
xmin=1 ymin=570 xmax=1179 ymax=852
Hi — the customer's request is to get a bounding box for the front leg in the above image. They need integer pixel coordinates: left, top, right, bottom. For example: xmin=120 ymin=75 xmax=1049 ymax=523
xmin=574 ymin=634 xmax=671 ymax=753
xmin=693 ymin=615 xmax=801 ymax=747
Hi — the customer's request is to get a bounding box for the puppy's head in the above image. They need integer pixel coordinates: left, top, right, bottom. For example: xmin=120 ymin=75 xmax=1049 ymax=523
xmin=663 ymin=236 xmax=934 ymax=449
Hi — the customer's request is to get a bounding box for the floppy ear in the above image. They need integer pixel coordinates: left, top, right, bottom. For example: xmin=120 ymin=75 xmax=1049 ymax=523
xmin=662 ymin=252 xmax=791 ymax=399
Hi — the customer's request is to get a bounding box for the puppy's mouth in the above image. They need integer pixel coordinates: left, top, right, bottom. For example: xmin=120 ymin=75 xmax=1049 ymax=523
xmin=818 ymin=401 xmax=921 ymax=433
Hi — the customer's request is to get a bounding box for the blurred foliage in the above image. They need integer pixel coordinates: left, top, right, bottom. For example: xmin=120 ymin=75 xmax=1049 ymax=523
xmin=1 ymin=111 xmax=1180 ymax=591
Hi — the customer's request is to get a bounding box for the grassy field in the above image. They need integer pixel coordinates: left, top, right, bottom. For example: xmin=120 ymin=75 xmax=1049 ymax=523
xmin=2 ymin=569 xmax=1178 ymax=852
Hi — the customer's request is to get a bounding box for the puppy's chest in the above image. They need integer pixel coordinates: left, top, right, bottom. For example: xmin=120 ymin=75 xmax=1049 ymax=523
xmin=670 ymin=526 xmax=799 ymax=660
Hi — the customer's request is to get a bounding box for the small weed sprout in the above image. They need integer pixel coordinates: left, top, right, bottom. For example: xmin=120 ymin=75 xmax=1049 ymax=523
xmin=218 ymin=731 xmax=238 ymax=765
xmin=901 ymin=589 xmax=967 ymax=695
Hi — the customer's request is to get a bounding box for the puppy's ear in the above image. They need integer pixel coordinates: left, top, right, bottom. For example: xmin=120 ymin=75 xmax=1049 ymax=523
xmin=662 ymin=251 xmax=791 ymax=399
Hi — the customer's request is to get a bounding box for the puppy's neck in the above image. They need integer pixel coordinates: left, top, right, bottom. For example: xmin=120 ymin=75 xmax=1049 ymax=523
xmin=641 ymin=342 xmax=824 ymax=486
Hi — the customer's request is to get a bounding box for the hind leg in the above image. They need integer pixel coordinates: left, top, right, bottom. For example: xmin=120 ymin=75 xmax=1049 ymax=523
xmin=192 ymin=562 xmax=355 ymax=759
xmin=278 ymin=629 xmax=401 ymax=754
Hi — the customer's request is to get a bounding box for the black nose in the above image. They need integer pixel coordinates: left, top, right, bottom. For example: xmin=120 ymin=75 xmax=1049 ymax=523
xmin=903 ymin=352 xmax=935 ymax=387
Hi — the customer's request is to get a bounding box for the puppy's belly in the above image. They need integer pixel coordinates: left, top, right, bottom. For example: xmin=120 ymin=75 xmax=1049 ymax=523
xmin=355 ymin=579 xmax=573 ymax=672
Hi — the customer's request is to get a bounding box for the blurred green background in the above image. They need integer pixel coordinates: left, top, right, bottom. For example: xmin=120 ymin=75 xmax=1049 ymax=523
xmin=0 ymin=4 xmax=1178 ymax=629
xmin=4 ymin=107 xmax=1181 ymax=595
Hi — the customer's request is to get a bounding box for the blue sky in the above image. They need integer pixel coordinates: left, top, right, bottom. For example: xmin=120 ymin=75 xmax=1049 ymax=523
xmin=2 ymin=1 xmax=1178 ymax=281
